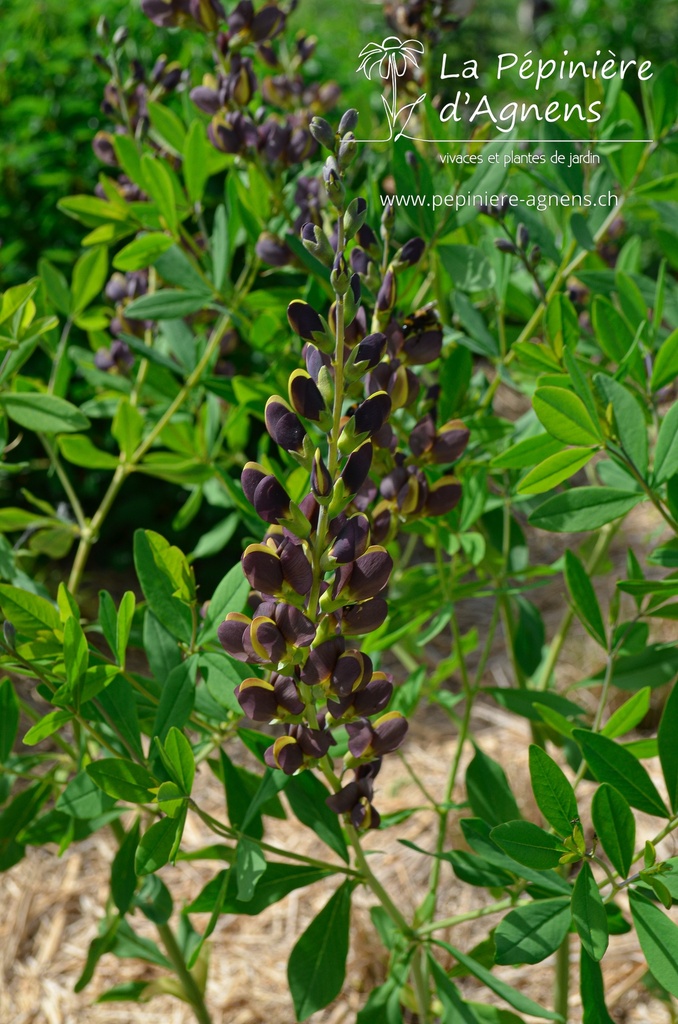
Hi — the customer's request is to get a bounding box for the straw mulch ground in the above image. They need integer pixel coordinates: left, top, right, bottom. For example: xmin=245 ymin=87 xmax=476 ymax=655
xmin=1 ymin=502 xmax=676 ymax=1024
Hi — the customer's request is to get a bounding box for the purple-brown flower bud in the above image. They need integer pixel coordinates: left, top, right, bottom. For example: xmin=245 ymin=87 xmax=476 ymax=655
xmin=190 ymin=85 xmax=222 ymax=114
xmin=287 ymin=300 xmax=324 ymax=342
xmin=342 ymin=597 xmax=388 ymax=635
xmin=332 ymin=546 xmax=393 ymax=602
xmin=402 ymin=328 xmax=442 ymax=365
xmin=424 ymin=476 xmax=462 ymax=517
xmin=288 ymin=369 xmax=325 ymax=421
xmin=376 ymin=269 xmax=396 ymax=313
xmin=311 ymin=449 xmax=332 ymax=501
xmin=330 ymin=514 xmax=370 ymax=563
xmin=242 ymin=543 xmax=284 ymax=595
xmin=301 ymin=636 xmax=345 ymax=687
xmin=353 ymin=391 xmax=391 ymax=437
xmin=341 ymin=441 xmax=372 ymax=495
xmin=265 ymin=397 xmax=306 ymax=453
xmin=346 ymin=711 xmax=408 ymax=759
xmin=241 ymin=463 xmax=292 ymax=524
xmin=353 ymin=333 xmax=386 ymax=371
xmin=218 ymin=612 xmax=253 ymax=662
xmin=326 ymin=760 xmax=382 ymax=828
xmin=395 ymin=237 xmax=425 ymax=267
xmin=327 ymin=672 xmax=393 ymax=721
xmin=256 ymin=233 xmax=293 ymax=267
xmin=431 ymin=420 xmax=470 ymax=464
xmin=235 ymin=673 xmax=304 ymax=721
xmin=279 ymin=538 xmax=313 ymax=595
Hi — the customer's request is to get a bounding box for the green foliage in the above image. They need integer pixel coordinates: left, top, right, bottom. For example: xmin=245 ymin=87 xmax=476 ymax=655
xmin=2 ymin=0 xmax=678 ymax=1021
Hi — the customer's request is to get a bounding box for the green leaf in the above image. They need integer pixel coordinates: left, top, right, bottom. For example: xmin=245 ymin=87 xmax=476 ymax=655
xmin=0 ymin=678 xmax=19 ymax=762
xmin=59 ymin=434 xmax=119 ymax=469
xmin=532 ymin=387 xmax=601 ymax=446
xmin=56 ymin=771 xmax=115 ymax=819
xmin=429 ymin=957 xmax=479 ymax=1023
xmin=187 ymin=862 xmax=335 ymax=916
xmin=629 ymin=889 xmax=678 ymax=996
xmin=545 ymin=293 xmax=579 ymax=355
xmin=601 ymin=687 xmax=651 ymax=738
xmin=591 ymin=784 xmax=635 ymax=878
xmin=184 ymin=119 xmax=210 ymax=206
xmin=135 ymin=816 xmax=181 ymax=875
xmin=591 ymin=295 xmax=635 ymax=363
xmin=658 ymin=683 xmax=678 ymax=812
xmin=133 ymin=530 xmax=193 ymax=642
xmin=71 ymin=246 xmax=108 ymax=315
xmin=490 ymin=821 xmax=566 ymax=870
xmin=23 ymin=708 xmax=72 ymax=746
xmin=490 ymin=433 xmax=564 ymax=470
xmin=466 ymin=745 xmax=521 ymax=827
xmin=113 ymin=233 xmax=174 ymax=272
xmin=594 ymin=374 xmax=648 ymax=476
xmin=287 ymin=881 xmax=353 ymax=1022
xmin=219 ymin=749 xmax=263 ymax=840
xmin=0 ymin=393 xmax=90 ymax=434
xmin=439 ymin=245 xmax=495 ymax=292
xmin=517 ymin=448 xmax=594 ymax=495
xmin=147 ymin=100 xmax=187 ymax=154
xmin=435 ymin=939 xmax=563 ymax=1020
xmin=653 ymin=403 xmax=678 ymax=485
xmin=529 ymin=488 xmax=643 ymax=532
xmin=111 ymin=821 xmax=140 ymax=914
xmin=124 ymin=289 xmax=211 ymax=321
xmin=573 ymin=730 xmax=669 ymax=817
xmin=151 ymin=658 xmax=196 ymax=743
xmin=235 ymin=837 xmax=266 ymax=901
xmin=564 ymin=550 xmax=606 ymax=647
xmin=651 ymin=330 xmax=678 ymax=391
xmin=494 ymin=897 xmax=571 ymax=965
xmin=580 ymin=949 xmax=616 ymax=1024
xmin=571 ymin=862 xmax=608 ymax=961
xmin=86 ymin=758 xmax=156 ymax=804
xmin=141 ymin=153 xmax=177 ymax=232
xmin=162 ymin=727 xmax=195 ymax=794
xmin=461 ymin=818 xmax=571 ymax=895
xmin=199 ymin=563 xmax=250 ymax=642
xmin=528 ymin=745 xmax=578 ymax=836
xmin=38 ymin=258 xmax=71 ymax=316
xmin=285 ymin=771 xmax=349 ymax=863
xmin=0 ymin=583 xmax=59 ymax=632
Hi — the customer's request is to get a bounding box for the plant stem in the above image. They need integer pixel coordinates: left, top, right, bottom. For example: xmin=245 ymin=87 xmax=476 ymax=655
xmin=417 ymin=896 xmax=514 ymax=936
xmin=156 ymin=922 xmax=213 ymax=1024
xmin=554 ymin=933 xmax=570 ymax=1022
xmin=39 ymin=434 xmax=87 ymax=532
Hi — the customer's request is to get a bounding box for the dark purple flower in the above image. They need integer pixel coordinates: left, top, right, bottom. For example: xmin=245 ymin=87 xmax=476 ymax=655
xmin=330 ymin=514 xmax=370 ymax=564
xmin=287 ymin=300 xmax=324 ymax=341
xmin=327 ymin=673 xmax=393 ymax=720
xmin=397 ymin=237 xmax=426 ymax=266
xmin=353 ymin=333 xmax=386 ymax=370
xmin=402 ymin=328 xmax=443 ymax=365
xmin=353 ymin=391 xmax=391 ymax=437
xmin=242 ymin=543 xmax=284 ymax=595
xmin=311 ymin=449 xmax=332 ymax=500
xmin=279 ymin=538 xmax=313 ymax=595
xmin=241 ymin=463 xmax=292 ymax=525
xmin=424 ymin=476 xmax=462 ymax=517
xmin=342 ymin=597 xmax=388 ymax=635
xmin=376 ymin=269 xmax=396 ymax=313
xmin=346 ymin=711 xmax=408 ymax=758
xmin=300 ymin=636 xmax=345 ymax=687
xmin=288 ymin=370 xmax=325 ymax=421
xmin=341 ymin=442 xmax=373 ymax=496
xmin=431 ymin=421 xmax=470 ymax=464
xmin=326 ymin=760 xmax=383 ymax=829
xmin=265 ymin=397 xmax=306 ymax=453
xmin=256 ymin=233 xmax=293 ymax=267
xmin=218 ymin=612 xmax=254 ymax=662
xmin=190 ymin=85 xmax=222 ymax=115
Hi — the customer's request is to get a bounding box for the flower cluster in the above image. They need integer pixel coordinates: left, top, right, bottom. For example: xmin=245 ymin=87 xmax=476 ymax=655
xmin=383 ymin=0 xmax=475 ymax=45
xmin=217 ymin=111 xmax=469 ymax=828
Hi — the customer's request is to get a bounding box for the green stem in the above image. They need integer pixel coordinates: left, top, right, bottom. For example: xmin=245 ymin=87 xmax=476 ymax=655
xmin=156 ymin=922 xmax=213 ymax=1024
xmin=39 ymin=434 xmax=87 ymax=533
xmin=417 ymin=896 xmax=513 ymax=936
xmin=554 ymin=933 xmax=570 ymax=1022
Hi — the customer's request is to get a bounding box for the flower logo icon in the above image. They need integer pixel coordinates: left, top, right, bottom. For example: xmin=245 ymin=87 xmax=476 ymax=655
xmin=357 ymin=36 xmax=427 ymax=141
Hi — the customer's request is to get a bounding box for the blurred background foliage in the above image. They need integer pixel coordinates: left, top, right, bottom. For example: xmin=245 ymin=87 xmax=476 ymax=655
xmin=3 ymin=0 xmax=678 ymax=284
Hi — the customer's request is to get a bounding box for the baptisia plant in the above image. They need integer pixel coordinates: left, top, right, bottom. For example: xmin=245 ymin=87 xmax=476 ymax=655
xmin=218 ymin=109 xmax=469 ymax=828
